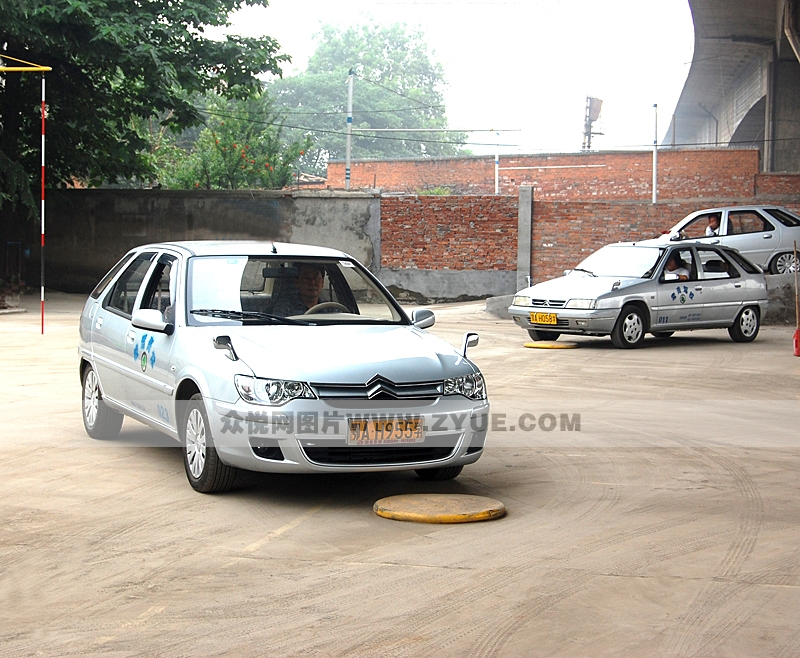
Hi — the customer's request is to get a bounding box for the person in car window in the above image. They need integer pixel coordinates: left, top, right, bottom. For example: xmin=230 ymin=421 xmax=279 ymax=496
xmin=705 ymin=213 xmax=721 ymax=236
xmin=665 ymin=253 xmax=690 ymax=281
xmin=272 ymin=263 xmax=327 ymax=316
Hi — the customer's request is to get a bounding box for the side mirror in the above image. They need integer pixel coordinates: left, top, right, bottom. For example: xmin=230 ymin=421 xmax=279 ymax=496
xmin=213 ymin=335 xmax=239 ymax=361
xmin=461 ymin=332 xmax=479 ymax=356
xmin=132 ymin=308 xmax=174 ymax=335
xmin=411 ymin=308 xmax=435 ymax=329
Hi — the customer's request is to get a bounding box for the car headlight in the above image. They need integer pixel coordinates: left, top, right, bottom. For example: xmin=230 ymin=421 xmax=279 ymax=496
xmin=512 ymin=295 xmax=532 ymax=306
xmin=565 ymin=298 xmax=597 ymax=309
xmin=444 ymin=373 xmax=487 ymax=401
xmin=234 ymin=375 xmax=316 ymax=406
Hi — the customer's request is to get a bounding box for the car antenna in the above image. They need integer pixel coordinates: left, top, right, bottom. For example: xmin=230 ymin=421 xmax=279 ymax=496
xmin=271 ymin=243 xmax=277 ymax=254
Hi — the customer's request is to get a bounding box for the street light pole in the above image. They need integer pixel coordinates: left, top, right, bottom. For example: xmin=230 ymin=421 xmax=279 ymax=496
xmin=345 ymin=69 xmax=354 ymax=191
xmin=652 ymin=103 xmax=658 ymax=205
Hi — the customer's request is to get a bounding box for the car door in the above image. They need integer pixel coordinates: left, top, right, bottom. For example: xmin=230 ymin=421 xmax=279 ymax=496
xmin=694 ymin=248 xmax=743 ymax=324
xmin=124 ymin=251 xmax=180 ymax=430
xmin=719 ymin=209 xmax=777 ymax=268
xmin=91 ymin=251 xmax=158 ymax=405
xmin=654 ymin=247 xmax=706 ymax=329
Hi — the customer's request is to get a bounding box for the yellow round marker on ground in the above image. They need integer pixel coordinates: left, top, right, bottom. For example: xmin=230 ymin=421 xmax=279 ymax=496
xmin=524 ymin=340 xmax=578 ymax=349
xmin=373 ymin=494 xmax=506 ymax=524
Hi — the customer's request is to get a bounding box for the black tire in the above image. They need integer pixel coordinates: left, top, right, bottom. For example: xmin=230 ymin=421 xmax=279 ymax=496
xmin=769 ymin=252 xmax=798 ymax=274
xmin=81 ymin=364 xmax=123 ymax=439
xmin=652 ymin=331 xmax=674 ymax=339
xmin=610 ymin=305 xmax=646 ymax=348
xmin=728 ymin=306 xmax=760 ymax=343
xmin=182 ymin=393 xmax=237 ymax=493
xmin=527 ymin=329 xmax=560 ymax=341
xmin=415 ymin=465 xmax=464 ymax=481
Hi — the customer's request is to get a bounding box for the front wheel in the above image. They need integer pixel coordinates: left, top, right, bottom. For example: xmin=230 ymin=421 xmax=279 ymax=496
xmin=769 ymin=252 xmax=798 ymax=274
xmin=527 ymin=329 xmax=560 ymax=341
xmin=82 ymin=364 xmax=123 ymax=439
xmin=728 ymin=306 xmax=760 ymax=343
xmin=415 ymin=465 xmax=463 ymax=481
xmin=611 ymin=306 xmax=646 ymax=348
xmin=182 ymin=393 xmax=237 ymax=493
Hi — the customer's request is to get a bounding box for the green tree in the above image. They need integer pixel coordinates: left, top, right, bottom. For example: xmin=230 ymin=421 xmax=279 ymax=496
xmin=0 ymin=0 xmax=288 ymax=213
xmin=270 ymin=22 xmax=466 ymax=177
xmin=157 ymin=93 xmax=311 ymax=189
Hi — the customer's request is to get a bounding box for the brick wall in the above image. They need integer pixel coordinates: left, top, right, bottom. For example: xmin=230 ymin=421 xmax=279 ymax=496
xmin=755 ymin=173 xmax=800 ymax=197
xmin=381 ymin=196 xmax=517 ymax=270
xmin=329 ymin=148 xmax=761 ymax=200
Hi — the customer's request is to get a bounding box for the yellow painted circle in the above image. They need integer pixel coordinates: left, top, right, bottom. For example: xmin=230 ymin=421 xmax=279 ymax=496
xmin=523 ymin=341 xmax=578 ymax=349
xmin=373 ymin=494 xmax=506 ymax=524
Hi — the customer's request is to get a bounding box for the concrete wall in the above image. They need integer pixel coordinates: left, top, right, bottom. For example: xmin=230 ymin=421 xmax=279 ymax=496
xmin=25 ymin=189 xmax=378 ymax=292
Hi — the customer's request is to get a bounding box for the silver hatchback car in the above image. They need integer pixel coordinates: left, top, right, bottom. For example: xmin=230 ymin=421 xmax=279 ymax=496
xmin=657 ymin=205 xmax=800 ymax=274
xmin=509 ymin=242 xmax=768 ymax=348
xmin=79 ymin=241 xmax=488 ymax=492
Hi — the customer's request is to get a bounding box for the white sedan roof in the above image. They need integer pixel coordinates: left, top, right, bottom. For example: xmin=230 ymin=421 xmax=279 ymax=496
xmin=148 ymin=241 xmax=350 ymax=259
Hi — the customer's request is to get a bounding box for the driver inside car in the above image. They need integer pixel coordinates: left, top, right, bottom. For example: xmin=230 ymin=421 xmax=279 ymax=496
xmin=272 ymin=262 xmax=334 ymax=316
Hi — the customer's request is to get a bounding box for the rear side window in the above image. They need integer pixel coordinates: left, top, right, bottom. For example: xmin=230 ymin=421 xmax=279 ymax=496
xmin=90 ymin=253 xmax=135 ymax=299
xmin=726 ymin=251 xmax=761 ymax=274
xmin=104 ymin=252 xmax=157 ymax=316
xmin=727 ymin=211 xmax=774 ymax=235
xmin=765 ymin=208 xmax=800 ymax=227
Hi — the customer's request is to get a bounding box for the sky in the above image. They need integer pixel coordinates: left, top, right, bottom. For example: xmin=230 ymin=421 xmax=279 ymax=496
xmin=215 ymin=0 xmax=695 ymax=156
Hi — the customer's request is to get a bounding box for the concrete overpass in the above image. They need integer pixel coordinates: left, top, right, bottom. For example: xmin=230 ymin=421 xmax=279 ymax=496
xmin=664 ymin=0 xmax=800 ymax=172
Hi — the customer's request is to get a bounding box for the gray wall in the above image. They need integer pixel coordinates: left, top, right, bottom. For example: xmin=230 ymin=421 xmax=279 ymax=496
xmin=40 ymin=189 xmax=378 ymax=292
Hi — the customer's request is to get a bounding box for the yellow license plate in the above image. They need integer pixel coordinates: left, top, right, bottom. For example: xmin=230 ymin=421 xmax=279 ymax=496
xmin=348 ymin=417 xmax=424 ymax=445
xmin=530 ymin=312 xmax=558 ymax=325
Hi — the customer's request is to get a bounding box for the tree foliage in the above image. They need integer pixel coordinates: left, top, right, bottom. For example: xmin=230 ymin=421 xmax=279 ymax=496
xmin=156 ymin=93 xmax=311 ymax=190
xmin=0 ymin=0 xmax=288 ymax=212
xmin=270 ymin=23 xmax=466 ymax=176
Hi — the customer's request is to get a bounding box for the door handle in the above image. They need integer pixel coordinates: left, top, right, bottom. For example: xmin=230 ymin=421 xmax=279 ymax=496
xmin=763 ymin=234 xmax=772 ymax=239
xmin=694 ymin=286 xmax=703 ymax=291
xmin=734 ymin=283 xmax=742 ymax=288
xmin=126 ymin=330 xmax=137 ymax=344
xmin=95 ymin=316 xmax=103 ymax=330
xmin=710 ymin=239 xmax=720 ymax=244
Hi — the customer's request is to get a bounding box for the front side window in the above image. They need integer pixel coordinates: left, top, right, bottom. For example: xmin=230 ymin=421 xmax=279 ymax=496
xmin=104 ymin=252 xmax=157 ymax=316
xmin=187 ymin=256 xmax=404 ymax=326
xmin=678 ymin=212 xmax=722 ymax=239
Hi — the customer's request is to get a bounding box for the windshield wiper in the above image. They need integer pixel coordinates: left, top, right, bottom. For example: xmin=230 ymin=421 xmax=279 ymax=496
xmin=572 ymin=267 xmax=596 ymax=277
xmin=190 ymin=309 xmax=315 ymax=325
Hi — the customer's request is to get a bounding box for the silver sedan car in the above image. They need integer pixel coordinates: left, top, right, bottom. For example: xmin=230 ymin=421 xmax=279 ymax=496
xmin=657 ymin=205 xmax=800 ymax=274
xmin=508 ymin=243 xmax=768 ymax=348
xmin=79 ymin=241 xmax=488 ymax=492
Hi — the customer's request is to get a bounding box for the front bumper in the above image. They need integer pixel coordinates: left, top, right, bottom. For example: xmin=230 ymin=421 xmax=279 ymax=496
xmin=208 ymin=396 xmax=490 ymax=473
xmin=508 ymin=305 xmax=619 ymax=336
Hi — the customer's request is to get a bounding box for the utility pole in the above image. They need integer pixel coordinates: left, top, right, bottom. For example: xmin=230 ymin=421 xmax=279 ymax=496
xmin=582 ymin=96 xmax=603 ymax=150
xmin=345 ymin=69 xmax=354 ymax=191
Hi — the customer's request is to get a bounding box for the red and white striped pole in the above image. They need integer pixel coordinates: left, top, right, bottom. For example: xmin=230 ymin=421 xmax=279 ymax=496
xmin=41 ymin=74 xmax=46 ymax=334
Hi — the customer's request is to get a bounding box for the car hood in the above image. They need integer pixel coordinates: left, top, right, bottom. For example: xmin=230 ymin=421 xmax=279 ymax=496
xmin=517 ymin=274 xmax=644 ymax=300
xmin=216 ymin=324 xmax=473 ymax=383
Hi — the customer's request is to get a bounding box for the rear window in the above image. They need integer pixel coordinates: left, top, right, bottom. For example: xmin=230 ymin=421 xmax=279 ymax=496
xmin=765 ymin=208 xmax=800 ymax=227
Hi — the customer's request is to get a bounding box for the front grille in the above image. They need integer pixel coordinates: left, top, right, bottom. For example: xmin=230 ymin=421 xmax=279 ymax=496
xmin=311 ymin=375 xmax=442 ymax=400
xmin=531 ymin=299 xmax=567 ymax=308
xmin=532 ymin=318 xmax=570 ymax=327
xmin=303 ymin=446 xmax=455 ymax=465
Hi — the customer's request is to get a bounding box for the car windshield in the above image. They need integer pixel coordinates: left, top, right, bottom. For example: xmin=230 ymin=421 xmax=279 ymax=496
xmin=574 ymin=245 xmax=664 ymax=278
xmin=187 ymin=256 xmax=404 ymax=326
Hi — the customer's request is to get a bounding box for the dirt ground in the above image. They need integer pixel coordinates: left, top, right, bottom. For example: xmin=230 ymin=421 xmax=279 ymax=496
xmin=1 ymin=292 xmax=799 ymax=657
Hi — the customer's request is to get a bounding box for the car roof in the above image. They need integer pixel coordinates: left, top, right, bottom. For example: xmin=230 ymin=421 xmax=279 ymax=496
xmin=135 ymin=241 xmax=350 ymax=259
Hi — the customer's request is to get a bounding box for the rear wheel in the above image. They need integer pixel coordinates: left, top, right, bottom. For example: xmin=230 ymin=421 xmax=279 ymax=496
xmin=527 ymin=329 xmax=560 ymax=341
xmin=81 ymin=364 xmax=123 ymax=439
xmin=728 ymin=306 xmax=760 ymax=343
xmin=769 ymin=252 xmax=798 ymax=274
xmin=182 ymin=393 xmax=237 ymax=493
xmin=415 ymin=465 xmax=463 ymax=481
xmin=611 ymin=305 xmax=646 ymax=348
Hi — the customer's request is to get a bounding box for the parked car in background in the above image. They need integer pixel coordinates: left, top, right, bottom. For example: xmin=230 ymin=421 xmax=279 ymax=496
xmin=508 ymin=242 xmax=768 ymax=348
xmin=654 ymin=205 xmax=800 ymax=274
xmin=79 ymin=241 xmax=488 ymax=492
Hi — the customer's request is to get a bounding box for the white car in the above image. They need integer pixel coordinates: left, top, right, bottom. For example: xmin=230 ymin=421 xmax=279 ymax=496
xmin=656 ymin=205 xmax=800 ymax=274
xmin=508 ymin=242 xmax=768 ymax=348
xmin=79 ymin=241 xmax=488 ymax=492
